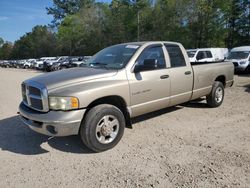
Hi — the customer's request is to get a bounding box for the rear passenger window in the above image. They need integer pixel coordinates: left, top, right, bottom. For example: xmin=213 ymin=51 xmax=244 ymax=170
xmin=165 ymin=44 xmax=186 ymax=67
xmin=205 ymin=51 xmax=212 ymax=58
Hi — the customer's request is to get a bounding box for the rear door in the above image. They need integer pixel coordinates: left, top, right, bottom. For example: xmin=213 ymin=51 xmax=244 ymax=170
xmin=128 ymin=44 xmax=171 ymax=117
xmin=164 ymin=44 xmax=193 ymax=106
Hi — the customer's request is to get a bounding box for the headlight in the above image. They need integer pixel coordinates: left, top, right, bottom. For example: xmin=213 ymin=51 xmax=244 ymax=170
xmin=49 ymin=96 xmax=79 ymax=110
xmin=239 ymin=61 xmax=247 ymax=65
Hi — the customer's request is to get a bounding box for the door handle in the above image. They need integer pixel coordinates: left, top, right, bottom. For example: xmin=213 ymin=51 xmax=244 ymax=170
xmin=160 ymin=75 xmax=169 ymax=79
xmin=184 ymin=71 xmax=192 ymax=75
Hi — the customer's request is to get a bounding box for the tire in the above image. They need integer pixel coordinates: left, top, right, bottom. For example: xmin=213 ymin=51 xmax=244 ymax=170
xmin=60 ymin=66 xmax=67 ymax=70
xmin=206 ymin=81 xmax=224 ymax=107
xmin=24 ymin=65 xmax=29 ymax=69
xmin=245 ymin=66 xmax=250 ymax=74
xmin=80 ymin=104 xmax=125 ymax=152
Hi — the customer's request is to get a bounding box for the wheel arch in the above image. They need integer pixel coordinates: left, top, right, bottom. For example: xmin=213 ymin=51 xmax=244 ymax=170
xmin=83 ymin=95 xmax=131 ymax=127
xmin=215 ymin=75 xmax=226 ymax=86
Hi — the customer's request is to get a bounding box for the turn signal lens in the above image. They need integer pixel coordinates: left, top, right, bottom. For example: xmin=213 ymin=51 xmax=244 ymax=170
xmin=71 ymin=97 xmax=79 ymax=108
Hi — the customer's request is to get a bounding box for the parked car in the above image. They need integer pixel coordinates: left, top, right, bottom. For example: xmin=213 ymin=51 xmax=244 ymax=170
xmin=70 ymin=56 xmax=92 ymax=68
xmin=51 ymin=56 xmax=85 ymax=71
xmin=22 ymin=59 xmax=36 ymax=69
xmin=15 ymin=60 xmax=25 ymax=68
xmin=67 ymin=56 xmax=85 ymax=68
xmin=43 ymin=56 xmax=68 ymax=72
xmin=10 ymin=60 xmax=18 ymax=68
xmin=2 ymin=60 xmax=13 ymax=68
xmin=227 ymin=46 xmax=250 ymax=73
xmin=187 ymin=48 xmax=228 ymax=63
xmin=19 ymin=41 xmax=234 ymax=152
xmin=33 ymin=57 xmax=56 ymax=70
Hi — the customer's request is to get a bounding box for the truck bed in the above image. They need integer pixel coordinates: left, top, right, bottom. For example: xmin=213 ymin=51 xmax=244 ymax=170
xmin=191 ymin=61 xmax=234 ymax=100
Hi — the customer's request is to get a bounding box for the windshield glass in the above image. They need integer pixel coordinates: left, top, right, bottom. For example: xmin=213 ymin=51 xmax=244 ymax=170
xmin=84 ymin=44 xmax=141 ymax=69
xmin=187 ymin=50 xmax=197 ymax=58
xmin=228 ymin=51 xmax=250 ymax=59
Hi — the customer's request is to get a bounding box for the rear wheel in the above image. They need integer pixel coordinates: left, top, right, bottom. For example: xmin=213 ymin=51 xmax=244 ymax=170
xmin=80 ymin=104 xmax=125 ymax=152
xmin=60 ymin=66 xmax=67 ymax=70
xmin=206 ymin=81 xmax=224 ymax=107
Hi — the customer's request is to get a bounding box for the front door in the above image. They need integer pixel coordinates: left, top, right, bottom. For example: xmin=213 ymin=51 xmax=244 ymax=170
xmin=127 ymin=44 xmax=171 ymax=117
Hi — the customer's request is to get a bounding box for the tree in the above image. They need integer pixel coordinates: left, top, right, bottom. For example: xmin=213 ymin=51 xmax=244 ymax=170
xmin=57 ymin=3 xmax=124 ymax=55
xmin=11 ymin=26 xmax=58 ymax=59
xmin=0 ymin=37 xmax=4 ymax=47
xmin=226 ymin=0 xmax=250 ymax=48
xmin=47 ymin=0 xmax=94 ymax=26
xmin=0 ymin=42 xmax=13 ymax=60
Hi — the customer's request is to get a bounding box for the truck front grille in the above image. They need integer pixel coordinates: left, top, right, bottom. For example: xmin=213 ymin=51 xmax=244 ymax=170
xmin=29 ymin=86 xmax=41 ymax=96
xmin=30 ymin=97 xmax=43 ymax=110
xmin=21 ymin=81 xmax=49 ymax=112
xmin=233 ymin=62 xmax=238 ymax=67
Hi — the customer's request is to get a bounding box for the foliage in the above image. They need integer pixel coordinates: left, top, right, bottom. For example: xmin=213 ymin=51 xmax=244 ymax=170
xmin=0 ymin=0 xmax=249 ymax=59
xmin=46 ymin=0 xmax=94 ymax=26
xmin=0 ymin=37 xmax=4 ymax=47
xmin=10 ymin=26 xmax=58 ymax=59
xmin=0 ymin=42 xmax=13 ymax=60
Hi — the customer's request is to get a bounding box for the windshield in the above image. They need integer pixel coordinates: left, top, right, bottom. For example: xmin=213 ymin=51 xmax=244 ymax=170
xmin=83 ymin=44 xmax=141 ymax=69
xmin=187 ymin=50 xmax=197 ymax=58
xmin=228 ymin=51 xmax=250 ymax=59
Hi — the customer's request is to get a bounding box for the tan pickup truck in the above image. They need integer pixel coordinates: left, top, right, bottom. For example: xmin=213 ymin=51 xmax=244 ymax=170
xmin=19 ymin=41 xmax=234 ymax=152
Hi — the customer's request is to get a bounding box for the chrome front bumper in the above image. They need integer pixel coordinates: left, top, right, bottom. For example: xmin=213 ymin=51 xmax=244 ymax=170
xmin=19 ymin=102 xmax=86 ymax=136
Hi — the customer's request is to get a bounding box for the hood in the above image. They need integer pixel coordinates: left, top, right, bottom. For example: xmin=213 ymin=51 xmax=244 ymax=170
xmin=28 ymin=67 xmax=117 ymax=90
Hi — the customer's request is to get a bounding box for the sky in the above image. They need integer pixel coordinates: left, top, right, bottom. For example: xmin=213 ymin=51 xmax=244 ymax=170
xmin=0 ymin=0 xmax=54 ymax=43
xmin=0 ymin=0 xmax=110 ymax=43
xmin=0 ymin=0 xmax=111 ymax=43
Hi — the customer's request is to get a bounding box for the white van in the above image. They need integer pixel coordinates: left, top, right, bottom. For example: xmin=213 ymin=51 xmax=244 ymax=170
xmin=187 ymin=48 xmax=228 ymax=63
xmin=227 ymin=46 xmax=250 ymax=73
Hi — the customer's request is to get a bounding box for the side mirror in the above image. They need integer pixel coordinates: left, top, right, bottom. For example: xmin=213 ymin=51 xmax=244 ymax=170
xmin=134 ymin=59 xmax=158 ymax=73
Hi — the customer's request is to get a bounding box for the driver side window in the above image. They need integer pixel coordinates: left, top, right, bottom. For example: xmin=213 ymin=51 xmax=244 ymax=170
xmin=135 ymin=45 xmax=166 ymax=71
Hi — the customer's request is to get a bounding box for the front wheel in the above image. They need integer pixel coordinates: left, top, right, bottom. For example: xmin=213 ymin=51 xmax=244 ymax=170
xmin=206 ymin=81 xmax=224 ymax=107
xmin=80 ymin=104 xmax=125 ymax=152
xmin=60 ymin=66 xmax=67 ymax=70
xmin=245 ymin=65 xmax=250 ymax=74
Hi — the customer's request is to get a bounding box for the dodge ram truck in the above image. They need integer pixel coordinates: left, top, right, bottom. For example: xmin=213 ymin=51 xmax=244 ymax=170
xmin=19 ymin=41 xmax=234 ymax=152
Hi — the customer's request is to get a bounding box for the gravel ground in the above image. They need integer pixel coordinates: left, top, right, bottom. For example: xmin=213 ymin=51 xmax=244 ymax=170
xmin=0 ymin=68 xmax=249 ymax=188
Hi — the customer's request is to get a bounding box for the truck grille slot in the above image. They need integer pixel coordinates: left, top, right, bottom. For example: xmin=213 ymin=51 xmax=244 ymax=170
xmin=21 ymin=81 xmax=48 ymax=112
xmin=29 ymin=86 xmax=41 ymax=96
xmin=30 ymin=98 xmax=43 ymax=110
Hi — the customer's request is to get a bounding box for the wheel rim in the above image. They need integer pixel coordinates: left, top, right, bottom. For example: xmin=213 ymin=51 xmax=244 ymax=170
xmin=95 ymin=115 xmax=119 ymax=144
xmin=215 ymin=87 xmax=223 ymax=103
